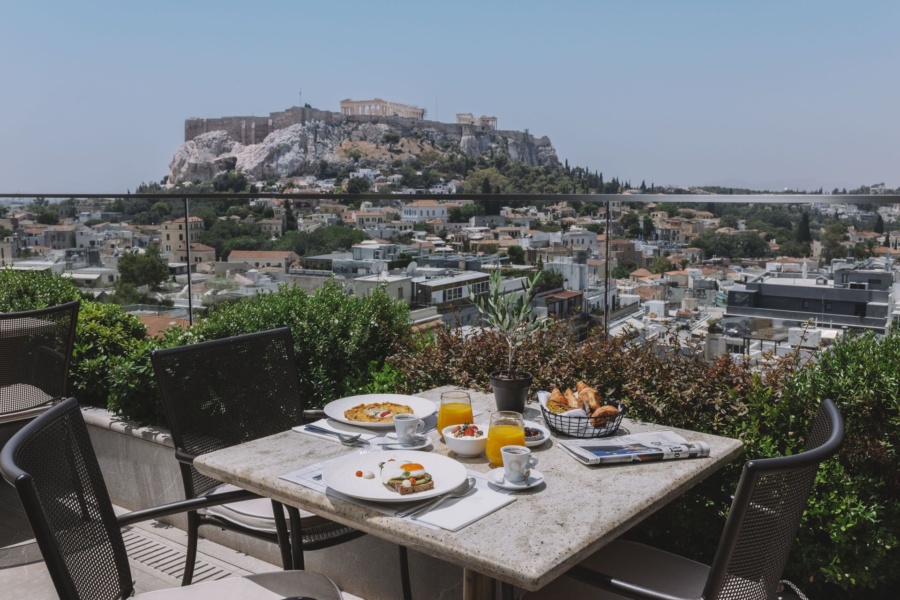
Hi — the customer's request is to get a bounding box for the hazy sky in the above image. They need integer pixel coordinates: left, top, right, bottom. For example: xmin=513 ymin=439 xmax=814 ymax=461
xmin=1 ymin=1 xmax=897 ymax=193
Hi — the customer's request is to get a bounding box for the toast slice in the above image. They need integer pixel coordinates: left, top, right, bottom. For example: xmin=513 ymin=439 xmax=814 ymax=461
xmin=391 ymin=480 xmax=435 ymax=495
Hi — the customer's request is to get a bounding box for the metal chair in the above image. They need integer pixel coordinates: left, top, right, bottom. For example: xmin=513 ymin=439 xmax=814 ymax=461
xmin=525 ymin=399 xmax=844 ymax=600
xmin=0 ymin=301 xmax=79 ymax=449
xmin=0 ymin=397 xmax=344 ymax=600
xmin=152 ymin=328 xmax=412 ymax=595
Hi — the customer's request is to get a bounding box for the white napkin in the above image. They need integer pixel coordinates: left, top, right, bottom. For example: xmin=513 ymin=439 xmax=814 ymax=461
xmin=292 ymin=418 xmax=379 ymax=443
xmin=414 ymin=474 xmax=515 ymax=532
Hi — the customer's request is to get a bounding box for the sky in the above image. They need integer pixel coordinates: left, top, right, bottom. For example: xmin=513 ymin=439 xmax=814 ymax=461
xmin=0 ymin=1 xmax=897 ymax=194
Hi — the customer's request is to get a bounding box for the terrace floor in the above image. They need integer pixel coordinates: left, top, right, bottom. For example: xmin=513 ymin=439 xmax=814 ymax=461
xmin=0 ymin=484 xmax=363 ymax=598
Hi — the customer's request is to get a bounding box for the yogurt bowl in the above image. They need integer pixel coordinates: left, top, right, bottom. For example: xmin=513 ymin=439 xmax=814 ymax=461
xmin=442 ymin=423 xmax=488 ymax=457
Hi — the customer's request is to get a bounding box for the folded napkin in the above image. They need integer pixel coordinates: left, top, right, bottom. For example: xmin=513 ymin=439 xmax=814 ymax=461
xmin=414 ymin=473 xmax=515 ymax=532
xmin=293 ymin=419 xmax=379 ymax=443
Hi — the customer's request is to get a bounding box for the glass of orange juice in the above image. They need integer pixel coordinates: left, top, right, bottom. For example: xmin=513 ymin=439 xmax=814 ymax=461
xmin=486 ymin=411 xmax=526 ymax=466
xmin=438 ymin=391 xmax=474 ymax=441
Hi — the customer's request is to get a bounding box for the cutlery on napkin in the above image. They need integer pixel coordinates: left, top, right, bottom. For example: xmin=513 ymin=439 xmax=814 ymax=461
xmin=293 ymin=419 xmax=378 ymax=442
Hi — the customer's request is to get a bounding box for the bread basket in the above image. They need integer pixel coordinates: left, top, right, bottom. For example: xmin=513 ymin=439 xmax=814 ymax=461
xmin=537 ymin=390 xmax=624 ymax=438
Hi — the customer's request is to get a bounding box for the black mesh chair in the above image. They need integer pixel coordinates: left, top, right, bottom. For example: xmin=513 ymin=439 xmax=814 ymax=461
xmin=526 ymin=399 xmax=844 ymax=600
xmin=0 ymin=301 xmax=79 ymax=449
xmin=0 ymin=397 xmax=344 ymax=600
xmin=152 ymin=328 xmax=408 ymax=591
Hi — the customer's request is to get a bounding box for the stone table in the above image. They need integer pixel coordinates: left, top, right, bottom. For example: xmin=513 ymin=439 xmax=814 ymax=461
xmin=193 ymin=386 xmax=743 ymax=599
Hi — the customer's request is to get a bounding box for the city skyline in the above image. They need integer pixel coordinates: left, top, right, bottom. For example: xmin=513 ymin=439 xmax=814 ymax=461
xmin=0 ymin=1 xmax=897 ymax=193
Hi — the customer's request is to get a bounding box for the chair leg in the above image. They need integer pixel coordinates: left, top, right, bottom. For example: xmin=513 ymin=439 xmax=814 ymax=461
xmin=399 ymin=545 xmax=412 ymax=600
xmin=182 ymin=511 xmax=200 ymax=586
xmin=271 ymin=500 xmax=293 ymax=571
xmin=286 ymin=505 xmax=304 ymax=570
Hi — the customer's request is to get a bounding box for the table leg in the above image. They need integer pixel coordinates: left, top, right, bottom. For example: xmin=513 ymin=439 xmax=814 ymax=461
xmin=463 ymin=568 xmax=495 ymax=600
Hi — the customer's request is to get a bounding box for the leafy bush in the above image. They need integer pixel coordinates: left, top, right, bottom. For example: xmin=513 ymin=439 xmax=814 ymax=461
xmin=166 ymin=280 xmax=411 ymax=410
xmin=0 ymin=269 xmax=147 ymax=409
xmin=0 ymin=268 xmax=83 ymax=311
xmin=68 ymin=301 xmax=148 ymax=408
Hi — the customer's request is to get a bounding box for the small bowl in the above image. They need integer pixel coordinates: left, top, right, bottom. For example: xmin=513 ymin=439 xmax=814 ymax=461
xmin=442 ymin=424 xmax=488 ymax=457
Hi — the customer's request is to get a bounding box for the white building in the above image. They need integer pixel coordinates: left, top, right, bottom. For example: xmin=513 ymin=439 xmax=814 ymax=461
xmin=401 ymin=200 xmax=448 ymax=224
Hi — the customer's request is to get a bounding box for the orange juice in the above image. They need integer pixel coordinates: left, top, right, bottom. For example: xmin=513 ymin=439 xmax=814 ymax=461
xmin=486 ymin=424 xmax=526 ymax=466
xmin=438 ymin=402 xmax=474 ymax=435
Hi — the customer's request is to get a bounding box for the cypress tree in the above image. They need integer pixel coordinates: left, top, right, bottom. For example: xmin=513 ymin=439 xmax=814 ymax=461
xmin=796 ymin=212 xmax=812 ymax=243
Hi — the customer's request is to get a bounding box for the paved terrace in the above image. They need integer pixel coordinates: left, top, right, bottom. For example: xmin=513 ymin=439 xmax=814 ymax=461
xmin=0 ymin=484 xmax=364 ymax=598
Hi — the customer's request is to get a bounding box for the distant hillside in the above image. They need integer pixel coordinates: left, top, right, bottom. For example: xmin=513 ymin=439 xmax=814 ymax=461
xmin=169 ymin=105 xmax=558 ymax=184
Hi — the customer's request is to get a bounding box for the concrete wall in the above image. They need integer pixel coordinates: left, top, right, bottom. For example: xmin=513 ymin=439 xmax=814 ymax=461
xmin=82 ymin=406 xmax=464 ymax=600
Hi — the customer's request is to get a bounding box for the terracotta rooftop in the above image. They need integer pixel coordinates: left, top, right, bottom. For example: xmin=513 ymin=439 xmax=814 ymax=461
xmin=138 ymin=315 xmax=190 ymax=339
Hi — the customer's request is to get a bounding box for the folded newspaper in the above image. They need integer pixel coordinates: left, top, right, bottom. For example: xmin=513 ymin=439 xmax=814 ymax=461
xmin=558 ymin=430 xmax=710 ymax=466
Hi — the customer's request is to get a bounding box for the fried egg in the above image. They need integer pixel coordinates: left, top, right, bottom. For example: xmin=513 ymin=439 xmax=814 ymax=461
xmin=400 ymin=463 xmax=426 ymax=478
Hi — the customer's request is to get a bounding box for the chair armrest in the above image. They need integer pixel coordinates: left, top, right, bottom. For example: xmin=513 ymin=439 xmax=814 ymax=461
xmin=174 ymin=448 xmax=198 ymax=466
xmin=300 ymin=409 xmax=326 ymax=423
xmin=116 ymin=487 xmax=260 ymax=528
xmin=566 ymin=565 xmax=701 ymax=600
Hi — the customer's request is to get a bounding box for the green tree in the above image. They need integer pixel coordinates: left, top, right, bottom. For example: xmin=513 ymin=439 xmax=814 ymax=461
xmin=641 ymin=216 xmax=656 ymax=240
xmin=383 ymin=131 xmax=400 ymax=147
xmin=151 ymin=201 xmax=171 ymax=218
xmin=649 ymin=256 xmax=672 ymax=274
xmin=874 ymin=214 xmax=885 ymax=234
xmin=346 ymin=177 xmax=371 ymax=194
xmin=506 ymin=245 xmax=525 ymax=264
xmin=118 ymin=244 xmax=170 ymax=291
xmin=820 ymin=221 xmax=848 ymax=263
xmin=795 ymin=212 xmax=812 ymax=243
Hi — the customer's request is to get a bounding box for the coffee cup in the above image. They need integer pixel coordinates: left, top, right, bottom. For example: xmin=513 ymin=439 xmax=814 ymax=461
xmin=394 ymin=413 xmax=425 ymax=444
xmin=501 ymin=445 xmax=538 ymax=483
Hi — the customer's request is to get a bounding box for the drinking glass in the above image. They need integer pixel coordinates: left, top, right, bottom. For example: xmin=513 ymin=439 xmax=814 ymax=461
xmin=486 ymin=411 xmax=526 ymax=466
xmin=438 ymin=391 xmax=474 ymax=441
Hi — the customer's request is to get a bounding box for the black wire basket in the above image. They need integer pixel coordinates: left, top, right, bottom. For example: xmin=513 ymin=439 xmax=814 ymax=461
xmin=538 ymin=391 xmax=624 ymax=438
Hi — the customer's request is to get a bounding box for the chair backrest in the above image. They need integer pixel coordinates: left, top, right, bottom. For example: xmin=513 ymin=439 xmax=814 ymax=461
xmin=151 ymin=327 xmax=307 ymax=497
xmin=703 ymin=399 xmax=844 ymax=600
xmin=0 ymin=398 xmax=133 ymax=600
xmin=0 ymin=300 xmax=79 ymax=413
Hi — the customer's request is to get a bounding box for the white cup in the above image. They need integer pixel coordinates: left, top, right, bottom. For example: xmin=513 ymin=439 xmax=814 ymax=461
xmin=394 ymin=413 xmax=425 ymax=444
xmin=501 ymin=445 xmax=538 ymax=483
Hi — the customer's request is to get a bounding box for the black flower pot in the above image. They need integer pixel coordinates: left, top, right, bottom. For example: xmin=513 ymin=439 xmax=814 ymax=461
xmin=489 ymin=371 xmax=533 ymax=413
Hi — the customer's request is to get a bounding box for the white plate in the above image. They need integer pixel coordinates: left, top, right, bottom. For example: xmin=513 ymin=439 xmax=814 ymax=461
xmin=324 ymin=394 xmax=437 ymax=430
xmin=523 ymin=420 xmax=551 ymax=448
xmin=322 ymin=450 xmax=468 ymax=503
xmin=487 ymin=468 xmax=545 ymax=490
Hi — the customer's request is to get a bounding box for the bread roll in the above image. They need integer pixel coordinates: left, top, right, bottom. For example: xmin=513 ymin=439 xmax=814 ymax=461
xmin=590 ymin=405 xmax=619 ymax=427
xmin=564 ymin=388 xmax=580 ymax=409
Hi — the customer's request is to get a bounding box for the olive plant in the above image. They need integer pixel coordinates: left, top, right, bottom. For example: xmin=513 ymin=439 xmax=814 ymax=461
xmin=469 ymin=268 xmax=547 ymax=378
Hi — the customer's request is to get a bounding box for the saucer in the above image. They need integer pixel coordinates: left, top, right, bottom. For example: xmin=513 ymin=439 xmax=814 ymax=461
xmin=523 ymin=420 xmax=550 ymax=448
xmin=487 ymin=467 xmax=545 ymax=490
xmin=374 ymin=434 xmax=432 ymax=451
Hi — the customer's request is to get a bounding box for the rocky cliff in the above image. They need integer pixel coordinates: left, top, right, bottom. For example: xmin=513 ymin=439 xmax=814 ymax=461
xmin=168 ymin=109 xmax=559 ymax=184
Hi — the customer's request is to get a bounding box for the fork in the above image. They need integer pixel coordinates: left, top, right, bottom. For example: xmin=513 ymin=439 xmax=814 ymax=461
xmin=396 ymin=477 xmax=476 ymax=519
xmin=303 ymin=424 xmax=364 ymax=445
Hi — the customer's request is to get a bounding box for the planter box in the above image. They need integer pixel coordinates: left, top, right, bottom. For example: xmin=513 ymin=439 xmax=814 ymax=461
xmin=82 ymin=406 xmax=464 ymax=600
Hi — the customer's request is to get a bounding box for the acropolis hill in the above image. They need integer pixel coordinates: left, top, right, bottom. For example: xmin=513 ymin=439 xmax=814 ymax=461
xmin=171 ymin=100 xmax=558 ymax=184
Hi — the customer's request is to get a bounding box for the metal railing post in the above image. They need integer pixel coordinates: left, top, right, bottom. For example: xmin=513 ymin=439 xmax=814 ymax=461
xmin=184 ymin=197 xmax=193 ymax=326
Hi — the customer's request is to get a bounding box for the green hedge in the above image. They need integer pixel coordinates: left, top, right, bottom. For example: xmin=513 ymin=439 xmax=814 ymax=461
xmin=102 ymin=280 xmax=412 ymax=425
xmin=0 ymin=269 xmax=148 ymax=409
xmin=1 ymin=270 xmax=411 ymax=428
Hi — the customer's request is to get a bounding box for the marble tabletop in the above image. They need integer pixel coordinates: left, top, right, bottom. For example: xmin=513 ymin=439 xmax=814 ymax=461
xmin=193 ymin=385 xmax=743 ymax=592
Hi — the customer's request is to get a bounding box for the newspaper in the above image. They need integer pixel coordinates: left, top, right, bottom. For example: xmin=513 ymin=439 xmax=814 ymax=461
xmin=558 ymin=430 xmax=710 ymax=466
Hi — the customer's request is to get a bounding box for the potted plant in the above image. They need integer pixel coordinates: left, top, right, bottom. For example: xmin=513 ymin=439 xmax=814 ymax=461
xmin=469 ymin=268 xmax=547 ymax=412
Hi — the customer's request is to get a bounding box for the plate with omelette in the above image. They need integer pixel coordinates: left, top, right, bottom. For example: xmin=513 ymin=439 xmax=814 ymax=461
xmin=324 ymin=394 xmax=437 ymax=429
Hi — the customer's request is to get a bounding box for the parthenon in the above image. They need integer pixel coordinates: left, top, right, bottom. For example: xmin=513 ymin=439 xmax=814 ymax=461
xmin=340 ymin=98 xmax=425 ymax=120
